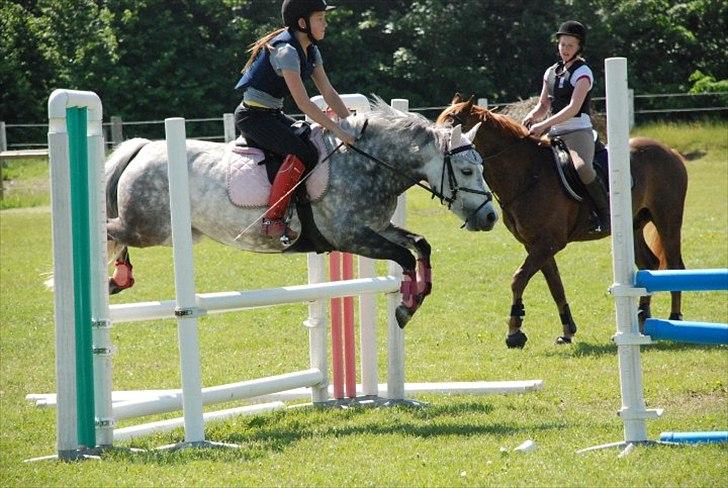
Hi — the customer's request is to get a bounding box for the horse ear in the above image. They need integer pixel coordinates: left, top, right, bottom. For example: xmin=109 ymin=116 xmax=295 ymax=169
xmin=468 ymin=94 xmax=476 ymax=104
xmin=450 ymin=124 xmax=462 ymax=148
xmin=463 ymin=122 xmax=482 ymax=143
xmin=451 ymin=92 xmax=463 ymax=105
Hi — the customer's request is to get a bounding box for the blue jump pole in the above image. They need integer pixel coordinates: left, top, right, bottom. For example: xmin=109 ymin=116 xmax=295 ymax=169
xmin=660 ymin=431 xmax=728 ymax=444
xmin=644 ymin=319 xmax=728 ymax=345
xmin=635 ymin=269 xmax=728 ymax=293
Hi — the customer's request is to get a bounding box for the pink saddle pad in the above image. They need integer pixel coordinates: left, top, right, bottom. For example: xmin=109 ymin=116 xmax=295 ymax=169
xmin=226 ymin=126 xmax=331 ymax=208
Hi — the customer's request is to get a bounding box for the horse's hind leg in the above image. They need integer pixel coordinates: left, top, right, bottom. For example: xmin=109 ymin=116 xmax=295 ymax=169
xmin=107 ymin=223 xmax=135 ymax=294
xmin=540 ymin=257 xmax=577 ymax=344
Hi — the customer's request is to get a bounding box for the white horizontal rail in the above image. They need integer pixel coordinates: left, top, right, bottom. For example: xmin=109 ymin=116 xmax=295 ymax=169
xmin=113 ymin=402 xmax=285 ymax=441
xmin=251 ymin=380 xmax=545 ymax=402
xmin=28 ymin=380 xmax=544 ymax=407
xmin=112 ymin=368 xmax=324 ymax=420
xmin=109 ymin=276 xmax=399 ymax=323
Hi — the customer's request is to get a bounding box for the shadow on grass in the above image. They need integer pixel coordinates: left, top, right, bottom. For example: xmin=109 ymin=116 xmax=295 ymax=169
xmin=109 ymin=401 xmax=567 ymax=464
xmin=543 ymin=336 xmax=722 ymax=358
xmin=540 ymin=341 xmax=617 ymax=358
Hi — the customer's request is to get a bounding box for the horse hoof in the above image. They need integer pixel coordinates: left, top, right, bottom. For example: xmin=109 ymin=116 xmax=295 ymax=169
xmin=395 ymin=305 xmax=413 ymax=329
xmin=108 ymin=277 xmax=133 ymax=295
xmin=668 ymin=313 xmax=683 ymax=321
xmin=555 ymin=335 xmax=573 ymax=345
xmin=505 ymin=330 xmax=527 ymax=349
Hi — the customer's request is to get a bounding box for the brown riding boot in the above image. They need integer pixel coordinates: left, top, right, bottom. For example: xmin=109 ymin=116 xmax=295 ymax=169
xmin=584 ymin=176 xmax=610 ymax=233
xmin=262 ymin=154 xmax=305 ymax=244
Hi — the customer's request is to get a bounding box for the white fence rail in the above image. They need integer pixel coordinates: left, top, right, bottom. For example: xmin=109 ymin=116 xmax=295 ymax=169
xmin=2 ymin=92 xmax=726 ymax=151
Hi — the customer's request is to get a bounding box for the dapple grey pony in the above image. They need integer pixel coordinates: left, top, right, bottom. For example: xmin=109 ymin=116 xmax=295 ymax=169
xmin=104 ymin=99 xmax=498 ymax=327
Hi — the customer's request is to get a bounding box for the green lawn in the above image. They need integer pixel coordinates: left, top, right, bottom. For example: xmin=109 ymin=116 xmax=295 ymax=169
xmin=0 ymin=121 xmax=726 ymax=486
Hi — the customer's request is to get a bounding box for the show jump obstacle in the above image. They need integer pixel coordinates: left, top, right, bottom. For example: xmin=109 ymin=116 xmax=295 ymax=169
xmin=32 ymin=90 xmax=542 ymax=460
xmin=578 ymin=58 xmax=728 ymax=455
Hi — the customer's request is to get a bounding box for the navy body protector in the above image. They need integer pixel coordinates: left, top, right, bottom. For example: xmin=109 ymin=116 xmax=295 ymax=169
xmin=234 ymin=28 xmax=317 ymax=95
xmin=546 ymin=59 xmax=592 ymax=116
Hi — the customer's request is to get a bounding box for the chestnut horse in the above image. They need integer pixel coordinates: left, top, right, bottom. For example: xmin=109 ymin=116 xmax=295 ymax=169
xmin=437 ymin=95 xmax=687 ymax=348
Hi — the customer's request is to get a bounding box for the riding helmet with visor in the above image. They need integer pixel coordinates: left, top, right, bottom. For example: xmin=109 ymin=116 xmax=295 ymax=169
xmin=555 ymin=20 xmax=586 ymax=44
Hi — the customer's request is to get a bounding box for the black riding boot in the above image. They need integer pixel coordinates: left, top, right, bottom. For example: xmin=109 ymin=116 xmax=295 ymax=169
xmin=585 ymin=176 xmax=610 ymax=233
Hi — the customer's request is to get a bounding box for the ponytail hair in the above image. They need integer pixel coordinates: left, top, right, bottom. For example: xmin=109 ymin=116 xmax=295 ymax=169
xmin=242 ymin=27 xmax=287 ymax=72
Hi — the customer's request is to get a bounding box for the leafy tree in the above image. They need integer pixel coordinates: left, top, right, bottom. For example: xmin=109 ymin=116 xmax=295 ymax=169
xmin=1 ymin=0 xmax=725 ymax=130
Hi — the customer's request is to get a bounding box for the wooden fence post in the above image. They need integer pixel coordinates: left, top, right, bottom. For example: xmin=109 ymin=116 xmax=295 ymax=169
xmin=110 ymin=116 xmax=123 ymax=147
xmin=0 ymin=121 xmax=6 ymax=200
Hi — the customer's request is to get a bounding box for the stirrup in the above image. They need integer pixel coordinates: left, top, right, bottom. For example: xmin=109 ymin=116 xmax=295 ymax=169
xmin=261 ymin=218 xmax=297 ymax=244
xmin=261 ymin=218 xmax=286 ymax=237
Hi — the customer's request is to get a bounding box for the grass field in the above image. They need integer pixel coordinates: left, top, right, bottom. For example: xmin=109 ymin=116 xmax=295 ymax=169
xmin=1 ymin=121 xmax=726 ymax=486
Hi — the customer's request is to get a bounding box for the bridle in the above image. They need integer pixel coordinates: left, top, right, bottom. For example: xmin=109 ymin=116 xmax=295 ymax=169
xmin=443 ymin=110 xmax=541 ymax=210
xmin=346 ymin=120 xmax=493 ymax=227
xmin=446 ymin=111 xmax=521 ymax=162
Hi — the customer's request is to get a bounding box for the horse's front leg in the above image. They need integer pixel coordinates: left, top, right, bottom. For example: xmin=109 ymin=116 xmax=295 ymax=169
xmin=339 ymin=226 xmax=422 ymax=328
xmin=540 ymin=256 xmax=577 ymax=344
xmin=379 ymin=225 xmax=435 ymax=304
xmin=507 ymin=240 xmax=560 ymax=349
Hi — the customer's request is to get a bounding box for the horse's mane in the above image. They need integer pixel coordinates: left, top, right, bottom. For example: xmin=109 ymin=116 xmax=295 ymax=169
xmin=361 ymin=96 xmax=436 ymax=146
xmin=472 ymin=105 xmax=530 ymax=139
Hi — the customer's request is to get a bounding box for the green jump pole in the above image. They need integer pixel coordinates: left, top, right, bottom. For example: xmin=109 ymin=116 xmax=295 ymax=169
xmin=67 ymin=107 xmax=96 ymax=448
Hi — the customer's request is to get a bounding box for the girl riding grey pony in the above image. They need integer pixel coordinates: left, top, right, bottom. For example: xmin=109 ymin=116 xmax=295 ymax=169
xmin=233 ymin=0 xmax=355 ymax=244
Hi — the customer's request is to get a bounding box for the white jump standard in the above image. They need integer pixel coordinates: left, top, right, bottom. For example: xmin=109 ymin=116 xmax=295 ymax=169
xmin=578 ymin=58 xmax=728 ymax=455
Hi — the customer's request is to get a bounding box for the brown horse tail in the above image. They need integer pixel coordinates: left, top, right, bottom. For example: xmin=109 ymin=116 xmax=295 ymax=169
xmin=643 ymin=222 xmax=666 ymax=267
xmin=105 ymin=138 xmax=149 ymax=219
xmin=633 ymin=137 xmax=688 ymax=270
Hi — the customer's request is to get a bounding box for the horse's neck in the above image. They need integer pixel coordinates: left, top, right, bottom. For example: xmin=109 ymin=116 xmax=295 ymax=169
xmin=342 ymin=131 xmax=420 ymax=197
xmin=480 ymin=130 xmax=543 ymax=197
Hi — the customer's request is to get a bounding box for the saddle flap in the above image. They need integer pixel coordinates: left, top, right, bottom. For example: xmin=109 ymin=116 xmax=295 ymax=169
xmin=549 ymin=136 xmax=624 ymax=224
xmin=550 ymin=137 xmax=585 ymax=202
xmin=226 ymin=124 xmax=331 ymax=208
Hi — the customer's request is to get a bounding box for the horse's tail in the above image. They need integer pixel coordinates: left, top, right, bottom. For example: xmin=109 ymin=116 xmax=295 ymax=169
xmin=633 ymin=137 xmax=687 ymax=271
xmin=105 ymin=138 xmax=150 ymax=218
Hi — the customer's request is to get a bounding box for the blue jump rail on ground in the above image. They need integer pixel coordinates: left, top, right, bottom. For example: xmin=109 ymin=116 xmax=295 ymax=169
xmin=660 ymin=431 xmax=728 ymax=444
xmin=644 ymin=319 xmax=728 ymax=345
xmin=635 ymin=268 xmax=728 ymax=293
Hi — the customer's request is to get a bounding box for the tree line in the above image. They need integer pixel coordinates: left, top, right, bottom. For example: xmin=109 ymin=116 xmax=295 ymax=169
xmin=2 ymin=0 xmax=726 ymax=125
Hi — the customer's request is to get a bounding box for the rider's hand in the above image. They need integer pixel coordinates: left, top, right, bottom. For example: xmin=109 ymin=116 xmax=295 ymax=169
xmin=333 ymin=125 xmax=356 ymax=146
xmin=528 ymin=121 xmax=548 ymax=138
xmin=522 ymin=113 xmax=534 ymax=128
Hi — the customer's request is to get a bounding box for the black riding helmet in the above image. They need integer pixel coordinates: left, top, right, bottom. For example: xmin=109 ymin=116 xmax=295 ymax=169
xmin=282 ymin=0 xmax=336 ymax=31
xmin=555 ymin=20 xmax=586 ymax=44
